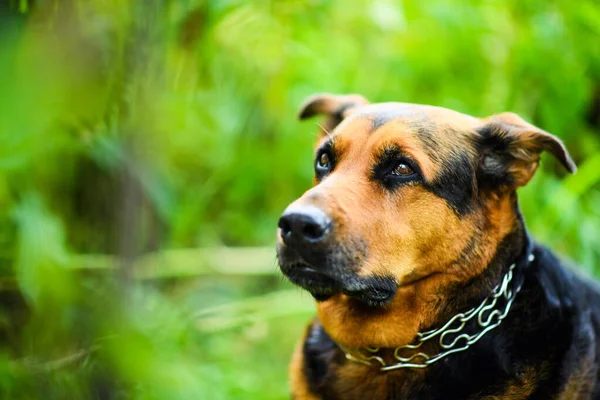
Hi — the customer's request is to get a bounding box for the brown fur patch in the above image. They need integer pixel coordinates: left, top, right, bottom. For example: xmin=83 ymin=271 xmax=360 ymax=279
xmin=477 ymin=365 xmax=540 ymax=400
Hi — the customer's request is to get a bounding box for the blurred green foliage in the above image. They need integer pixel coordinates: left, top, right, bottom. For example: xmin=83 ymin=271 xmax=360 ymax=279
xmin=1 ymin=0 xmax=600 ymax=398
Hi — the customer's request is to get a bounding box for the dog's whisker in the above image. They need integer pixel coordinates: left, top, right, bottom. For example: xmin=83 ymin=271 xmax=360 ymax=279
xmin=317 ymin=123 xmax=333 ymax=140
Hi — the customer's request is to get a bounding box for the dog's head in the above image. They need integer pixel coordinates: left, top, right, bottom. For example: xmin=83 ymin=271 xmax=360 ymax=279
xmin=277 ymin=93 xmax=575 ymax=348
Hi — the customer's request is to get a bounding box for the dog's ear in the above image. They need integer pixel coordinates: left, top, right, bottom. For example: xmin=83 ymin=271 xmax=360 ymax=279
xmin=477 ymin=112 xmax=576 ymax=190
xmin=297 ymin=93 xmax=369 ymax=135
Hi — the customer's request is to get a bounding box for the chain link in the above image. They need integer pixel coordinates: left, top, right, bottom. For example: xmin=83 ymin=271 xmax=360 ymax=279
xmin=343 ymin=254 xmax=534 ymax=371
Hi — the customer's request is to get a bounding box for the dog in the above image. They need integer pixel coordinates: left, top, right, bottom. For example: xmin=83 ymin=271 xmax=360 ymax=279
xmin=276 ymin=93 xmax=600 ymax=399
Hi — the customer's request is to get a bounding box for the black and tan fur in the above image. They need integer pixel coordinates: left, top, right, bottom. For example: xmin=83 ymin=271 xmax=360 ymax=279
xmin=276 ymin=93 xmax=600 ymax=399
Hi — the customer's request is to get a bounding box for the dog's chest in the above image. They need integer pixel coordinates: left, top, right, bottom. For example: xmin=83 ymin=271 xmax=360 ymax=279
xmin=320 ymin=364 xmax=424 ymax=400
xmin=312 ymin=353 xmax=547 ymax=400
xmin=319 ymin=367 xmax=536 ymax=400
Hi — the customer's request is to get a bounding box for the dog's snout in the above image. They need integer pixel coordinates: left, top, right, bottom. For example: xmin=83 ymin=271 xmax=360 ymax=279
xmin=278 ymin=206 xmax=331 ymax=245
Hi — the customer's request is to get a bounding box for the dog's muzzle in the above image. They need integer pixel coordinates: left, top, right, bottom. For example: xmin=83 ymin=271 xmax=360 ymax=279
xmin=276 ymin=204 xmax=396 ymax=306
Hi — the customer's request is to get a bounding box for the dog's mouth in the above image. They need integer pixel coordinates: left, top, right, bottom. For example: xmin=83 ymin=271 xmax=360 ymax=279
xmin=280 ymin=261 xmax=397 ymax=307
xmin=283 ymin=262 xmax=340 ymax=296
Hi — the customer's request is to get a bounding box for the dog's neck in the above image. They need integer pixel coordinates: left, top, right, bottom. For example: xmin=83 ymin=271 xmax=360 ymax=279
xmin=432 ymin=208 xmax=531 ymax=328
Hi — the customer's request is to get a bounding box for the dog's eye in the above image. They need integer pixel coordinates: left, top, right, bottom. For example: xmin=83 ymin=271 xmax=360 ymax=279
xmin=315 ymin=145 xmax=335 ymax=180
xmin=317 ymin=152 xmax=331 ymax=169
xmin=315 ymin=152 xmax=333 ymax=178
xmin=390 ymin=162 xmax=415 ymax=177
xmin=374 ymin=152 xmax=420 ymax=188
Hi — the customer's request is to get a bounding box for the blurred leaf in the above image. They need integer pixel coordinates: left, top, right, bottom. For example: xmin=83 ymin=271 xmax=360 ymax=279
xmin=13 ymin=194 xmax=72 ymax=306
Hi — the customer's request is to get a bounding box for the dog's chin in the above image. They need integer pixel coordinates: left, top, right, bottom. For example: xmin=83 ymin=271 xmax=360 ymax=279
xmin=280 ymin=262 xmax=398 ymax=308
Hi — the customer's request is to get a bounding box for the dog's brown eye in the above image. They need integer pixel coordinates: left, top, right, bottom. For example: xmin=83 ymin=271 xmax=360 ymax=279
xmin=318 ymin=152 xmax=330 ymax=168
xmin=315 ymin=148 xmax=335 ymax=179
xmin=391 ymin=162 xmax=414 ymax=176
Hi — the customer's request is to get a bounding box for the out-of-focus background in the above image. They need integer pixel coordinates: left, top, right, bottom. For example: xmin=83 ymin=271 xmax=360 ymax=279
xmin=1 ymin=0 xmax=599 ymax=398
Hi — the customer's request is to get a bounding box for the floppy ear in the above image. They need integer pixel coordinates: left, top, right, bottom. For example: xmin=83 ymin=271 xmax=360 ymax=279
xmin=477 ymin=112 xmax=576 ymax=190
xmin=297 ymin=93 xmax=369 ymax=135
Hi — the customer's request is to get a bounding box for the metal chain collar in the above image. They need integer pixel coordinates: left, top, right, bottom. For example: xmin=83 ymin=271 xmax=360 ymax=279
xmin=342 ymin=254 xmax=535 ymax=372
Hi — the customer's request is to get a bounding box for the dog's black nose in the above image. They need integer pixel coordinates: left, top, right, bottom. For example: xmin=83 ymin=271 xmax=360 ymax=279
xmin=278 ymin=206 xmax=331 ymax=245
